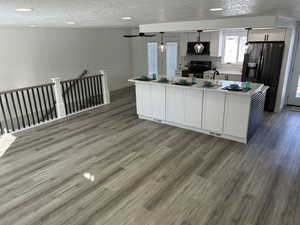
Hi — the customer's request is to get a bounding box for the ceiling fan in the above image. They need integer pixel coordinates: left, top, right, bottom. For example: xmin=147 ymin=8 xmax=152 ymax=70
xmin=123 ymin=32 xmax=156 ymax=38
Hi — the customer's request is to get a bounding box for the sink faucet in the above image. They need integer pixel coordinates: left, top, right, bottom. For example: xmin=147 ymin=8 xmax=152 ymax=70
xmin=212 ymin=70 xmax=219 ymax=80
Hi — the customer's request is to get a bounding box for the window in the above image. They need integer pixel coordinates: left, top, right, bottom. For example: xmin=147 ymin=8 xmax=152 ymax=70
xmin=147 ymin=42 xmax=158 ymax=75
xmin=166 ymin=42 xmax=178 ymax=76
xmin=222 ymin=30 xmax=247 ymax=64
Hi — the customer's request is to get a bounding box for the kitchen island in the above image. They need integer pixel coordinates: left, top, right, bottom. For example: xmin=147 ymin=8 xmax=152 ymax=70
xmin=129 ymin=78 xmax=268 ymax=143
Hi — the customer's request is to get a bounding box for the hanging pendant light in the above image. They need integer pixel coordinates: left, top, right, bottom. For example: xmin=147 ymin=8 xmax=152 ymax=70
xmin=245 ymin=27 xmax=252 ymax=52
xmin=194 ymin=30 xmax=204 ymax=54
xmin=159 ymin=32 xmax=166 ymax=53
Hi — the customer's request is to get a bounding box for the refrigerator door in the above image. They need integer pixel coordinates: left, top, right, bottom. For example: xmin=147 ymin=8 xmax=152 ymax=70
xmin=259 ymin=42 xmax=285 ymax=86
xmin=265 ymin=85 xmax=278 ymax=111
xmin=242 ymin=43 xmax=263 ymax=82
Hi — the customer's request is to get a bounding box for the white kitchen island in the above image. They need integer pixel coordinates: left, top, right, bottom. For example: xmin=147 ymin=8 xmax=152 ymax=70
xmin=129 ymin=78 xmax=268 ymax=143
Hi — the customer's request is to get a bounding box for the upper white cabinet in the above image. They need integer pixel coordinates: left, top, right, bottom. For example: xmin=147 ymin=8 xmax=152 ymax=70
xmin=135 ymin=83 xmax=152 ymax=117
xmin=267 ymin=29 xmax=286 ymax=41
xmin=179 ymin=33 xmax=188 ymax=57
xmin=166 ymin=86 xmax=185 ymax=124
xmin=223 ymin=94 xmax=250 ymax=139
xmin=184 ymin=89 xmax=203 ymax=129
xmin=248 ymin=29 xmax=286 ymax=42
xmin=202 ymin=91 xmax=226 ymax=134
xmin=209 ymin=31 xmax=220 ymax=57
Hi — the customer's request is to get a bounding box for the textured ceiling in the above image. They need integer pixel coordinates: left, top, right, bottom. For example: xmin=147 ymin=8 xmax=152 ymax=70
xmin=0 ymin=0 xmax=299 ymax=28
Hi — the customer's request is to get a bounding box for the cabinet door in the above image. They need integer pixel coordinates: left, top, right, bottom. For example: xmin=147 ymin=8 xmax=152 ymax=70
xmin=188 ymin=32 xmax=197 ymax=42
xmin=216 ymin=74 xmax=226 ymax=80
xmin=151 ymin=85 xmax=166 ymax=120
xmin=248 ymin=30 xmax=267 ymax=42
xmin=201 ymin=32 xmax=210 ymax=42
xmin=202 ymin=91 xmax=226 ymax=134
xmin=166 ymin=87 xmax=185 ymax=124
xmin=184 ymin=89 xmax=203 ymax=129
xmin=223 ymin=94 xmax=250 ymax=138
xmin=180 ymin=33 xmax=188 ymax=57
xmin=135 ymin=83 xmax=152 ymax=117
xmin=228 ymin=75 xmax=242 ymax=81
xmin=210 ymin=31 xmax=220 ymax=57
xmin=267 ymin=29 xmax=286 ymax=41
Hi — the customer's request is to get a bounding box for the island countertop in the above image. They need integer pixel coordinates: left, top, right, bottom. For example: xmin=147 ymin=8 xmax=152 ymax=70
xmin=128 ymin=78 xmax=265 ymax=96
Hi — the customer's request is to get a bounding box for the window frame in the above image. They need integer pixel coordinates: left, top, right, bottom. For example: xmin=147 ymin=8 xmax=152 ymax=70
xmin=221 ymin=30 xmax=247 ymax=65
xmin=165 ymin=41 xmax=179 ymax=77
xmin=147 ymin=41 xmax=159 ymax=75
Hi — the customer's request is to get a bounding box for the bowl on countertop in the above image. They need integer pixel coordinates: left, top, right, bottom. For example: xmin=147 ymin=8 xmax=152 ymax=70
xmin=135 ymin=75 xmax=153 ymax=81
xmin=157 ymin=77 xmax=169 ymax=83
xmin=202 ymin=80 xmax=215 ymax=88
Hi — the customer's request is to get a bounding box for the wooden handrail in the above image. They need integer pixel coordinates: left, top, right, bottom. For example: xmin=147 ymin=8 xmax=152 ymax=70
xmin=0 ymin=83 xmax=54 ymax=95
xmin=60 ymin=74 xmax=103 ymax=83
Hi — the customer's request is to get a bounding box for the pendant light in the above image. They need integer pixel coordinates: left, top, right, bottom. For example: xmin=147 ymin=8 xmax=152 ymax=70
xmin=245 ymin=27 xmax=252 ymax=52
xmin=159 ymin=32 xmax=166 ymax=53
xmin=194 ymin=30 xmax=204 ymax=54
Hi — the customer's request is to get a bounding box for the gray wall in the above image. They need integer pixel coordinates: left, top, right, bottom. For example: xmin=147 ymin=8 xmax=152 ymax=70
xmin=0 ymin=27 xmax=132 ymax=92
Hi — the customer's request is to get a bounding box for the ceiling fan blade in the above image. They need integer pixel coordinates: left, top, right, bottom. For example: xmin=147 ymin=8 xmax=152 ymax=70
xmin=144 ymin=34 xmax=156 ymax=37
xmin=123 ymin=34 xmax=139 ymax=38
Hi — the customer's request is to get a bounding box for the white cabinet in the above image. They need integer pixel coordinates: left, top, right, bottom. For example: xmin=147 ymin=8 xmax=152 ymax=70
xmin=135 ymin=83 xmax=152 ymax=117
xmin=151 ymin=85 xmax=166 ymax=120
xmin=184 ymin=89 xmax=203 ymax=129
xmin=228 ymin=75 xmax=242 ymax=81
xmin=166 ymin=86 xmax=185 ymax=124
xmin=180 ymin=33 xmax=188 ymax=57
xmin=210 ymin=31 xmax=220 ymax=57
xmin=202 ymin=91 xmax=226 ymax=134
xmin=223 ymin=94 xmax=250 ymax=139
xmin=248 ymin=29 xmax=286 ymax=42
xmin=267 ymin=29 xmax=286 ymax=41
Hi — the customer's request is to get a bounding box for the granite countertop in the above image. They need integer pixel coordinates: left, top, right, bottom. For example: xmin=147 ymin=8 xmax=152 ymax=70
xmin=129 ymin=78 xmax=265 ymax=96
xmin=204 ymin=70 xmax=242 ymax=76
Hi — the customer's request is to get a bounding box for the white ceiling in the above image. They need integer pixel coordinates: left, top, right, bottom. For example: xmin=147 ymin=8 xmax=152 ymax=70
xmin=0 ymin=0 xmax=299 ymax=28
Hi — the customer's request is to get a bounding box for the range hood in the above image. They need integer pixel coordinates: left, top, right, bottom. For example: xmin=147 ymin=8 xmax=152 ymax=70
xmin=187 ymin=42 xmax=210 ymax=55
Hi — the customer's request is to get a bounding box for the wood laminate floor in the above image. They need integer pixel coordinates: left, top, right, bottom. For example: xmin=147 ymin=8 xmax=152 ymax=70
xmin=0 ymin=87 xmax=300 ymax=225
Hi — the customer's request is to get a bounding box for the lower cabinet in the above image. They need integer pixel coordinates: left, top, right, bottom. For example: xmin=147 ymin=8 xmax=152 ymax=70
xmin=151 ymin=85 xmax=166 ymax=120
xmin=166 ymin=86 xmax=185 ymax=124
xmin=166 ymin=87 xmax=203 ymax=128
xmin=135 ymin=83 xmax=152 ymax=117
xmin=184 ymin=89 xmax=203 ymax=129
xmin=223 ymin=94 xmax=250 ymax=139
xmin=136 ymin=83 xmax=166 ymax=120
xmin=135 ymin=82 xmax=251 ymax=143
xmin=202 ymin=91 xmax=226 ymax=135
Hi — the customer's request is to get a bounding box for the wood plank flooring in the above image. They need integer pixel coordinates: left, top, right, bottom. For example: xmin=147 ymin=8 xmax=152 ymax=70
xmin=0 ymin=86 xmax=300 ymax=225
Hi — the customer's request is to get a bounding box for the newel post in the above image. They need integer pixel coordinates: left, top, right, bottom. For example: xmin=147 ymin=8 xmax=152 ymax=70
xmin=51 ymin=77 xmax=66 ymax=118
xmin=99 ymin=70 xmax=111 ymax=104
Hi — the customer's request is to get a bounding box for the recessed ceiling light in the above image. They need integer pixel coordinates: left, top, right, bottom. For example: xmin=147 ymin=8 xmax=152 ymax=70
xmin=121 ymin=17 xmax=132 ymax=20
xmin=209 ymin=8 xmax=224 ymax=12
xmin=15 ymin=8 xmax=33 ymax=12
xmin=28 ymin=24 xmax=36 ymax=27
xmin=66 ymin=21 xmax=76 ymax=25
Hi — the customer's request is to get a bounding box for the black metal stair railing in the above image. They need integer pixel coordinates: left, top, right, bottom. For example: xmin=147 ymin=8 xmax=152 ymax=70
xmin=0 ymin=83 xmax=57 ymax=134
xmin=60 ymin=74 xmax=104 ymax=115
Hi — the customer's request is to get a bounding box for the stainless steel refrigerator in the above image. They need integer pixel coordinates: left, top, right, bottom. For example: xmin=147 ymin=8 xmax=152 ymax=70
xmin=242 ymin=41 xmax=285 ymax=111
